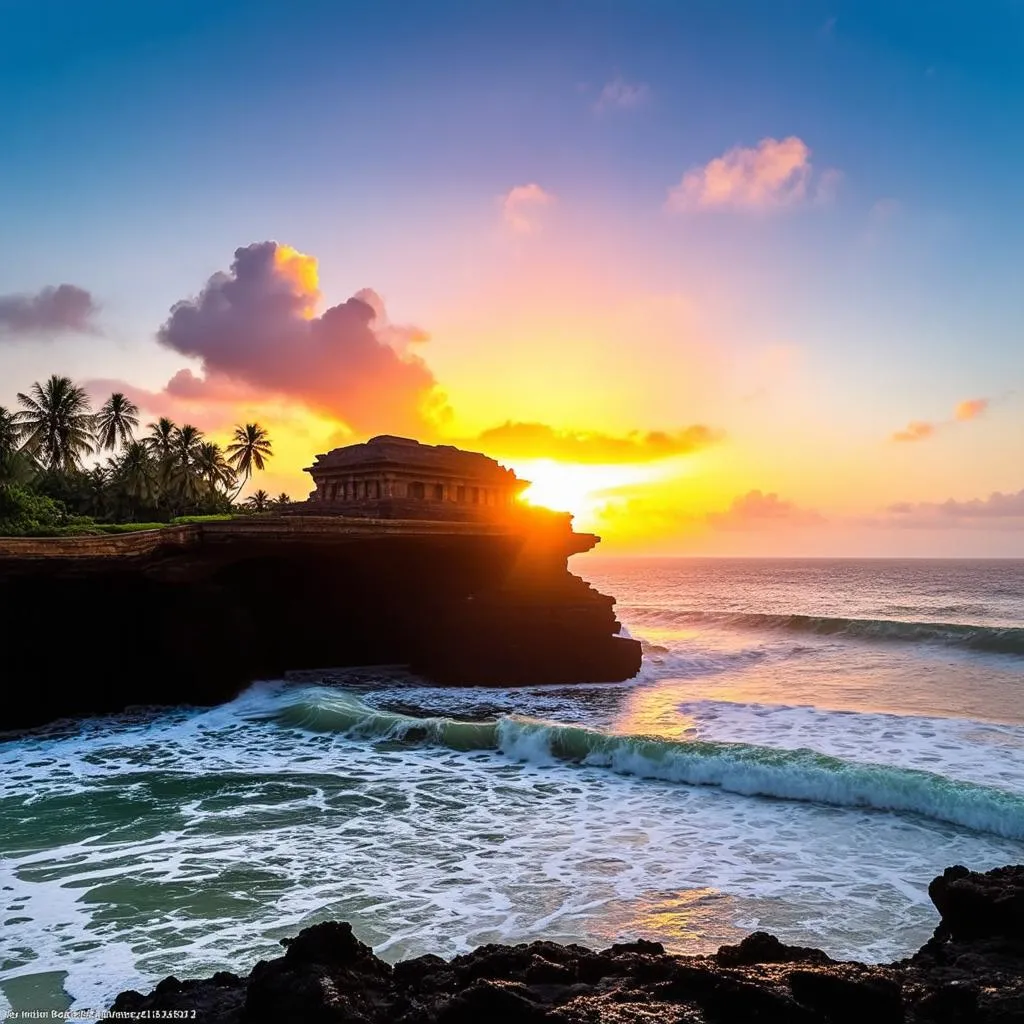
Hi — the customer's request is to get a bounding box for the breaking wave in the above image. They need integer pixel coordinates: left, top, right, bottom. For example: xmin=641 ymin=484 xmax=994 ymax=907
xmin=628 ymin=609 xmax=1024 ymax=656
xmin=269 ymin=689 xmax=1024 ymax=839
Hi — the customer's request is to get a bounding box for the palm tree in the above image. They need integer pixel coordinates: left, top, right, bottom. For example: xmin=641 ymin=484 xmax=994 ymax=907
xmin=144 ymin=417 xmax=177 ymax=499
xmin=144 ymin=417 xmax=176 ymax=459
xmin=83 ymin=465 xmax=110 ymax=518
xmin=273 ymin=492 xmax=292 ymax=509
xmin=169 ymin=424 xmax=205 ymax=509
xmin=95 ymin=392 xmax=140 ymax=452
xmin=226 ymin=423 xmax=273 ymax=498
xmin=15 ymin=375 xmax=95 ymax=472
xmin=0 ymin=406 xmax=30 ymax=488
xmin=244 ymin=488 xmax=271 ymax=512
xmin=112 ymin=441 xmax=158 ymax=517
xmin=195 ymin=442 xmax=234 ymax=496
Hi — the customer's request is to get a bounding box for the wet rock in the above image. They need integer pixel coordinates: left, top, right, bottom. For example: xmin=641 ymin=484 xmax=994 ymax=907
xmin=717 ymin=931 xmax=833 ymax=966
xmin=100 ymin=863 xmax=1024 ymax=1024
xmin=788 ymin=968 xmax=903 ymax=1023
xmin=433 ymin=979 xmax=547 ymax=1023
xmin=929 ymin=865 xmax=1024 ymax=943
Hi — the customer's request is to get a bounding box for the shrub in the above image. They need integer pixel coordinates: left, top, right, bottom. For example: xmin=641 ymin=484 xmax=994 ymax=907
xmin=0 ymin=485 xmax=85 ymax=536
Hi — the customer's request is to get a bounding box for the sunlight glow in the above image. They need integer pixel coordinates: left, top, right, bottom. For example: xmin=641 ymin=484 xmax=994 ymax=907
xmin=510 ymin=458 xmax=668 ymax=528
xmin=273 ymin=244 xmax=321 ymax=318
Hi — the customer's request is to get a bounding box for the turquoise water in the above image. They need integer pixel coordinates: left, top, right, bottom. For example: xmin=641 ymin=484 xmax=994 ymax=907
xmin=1 ymin=557 xmax=1023 ymax=1016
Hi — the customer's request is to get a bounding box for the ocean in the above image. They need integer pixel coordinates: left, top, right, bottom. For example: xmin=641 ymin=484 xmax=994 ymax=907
xmin=2 ymin=557 xmax=1023 ymax=1016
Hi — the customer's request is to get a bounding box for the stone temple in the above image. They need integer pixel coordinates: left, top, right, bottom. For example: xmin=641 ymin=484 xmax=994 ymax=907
xmin=301 ymin=435 xmax=531 ymax=520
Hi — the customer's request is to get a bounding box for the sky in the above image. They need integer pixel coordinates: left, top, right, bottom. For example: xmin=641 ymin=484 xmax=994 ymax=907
xmin=1 ymin=0 xmax=1023 ymax=555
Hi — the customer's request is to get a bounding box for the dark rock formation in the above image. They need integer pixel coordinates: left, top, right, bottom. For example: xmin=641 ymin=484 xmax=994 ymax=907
xmin=101 ymin=864 xmax=1024 ymax=1023
xmin=0 ymin=515 xmax=641 ymax=731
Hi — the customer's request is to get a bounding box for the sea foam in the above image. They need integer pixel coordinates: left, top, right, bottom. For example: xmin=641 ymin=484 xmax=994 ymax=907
xmin=272 ymin=689 xmax=1024 ymax=839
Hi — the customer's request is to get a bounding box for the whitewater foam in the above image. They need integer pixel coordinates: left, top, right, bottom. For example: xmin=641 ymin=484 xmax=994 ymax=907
xmin=2 ymin=681 xmax=1024 ymax=1012
xmin=679 ymin=700 xmax=1024 ymax=792
xmin=268 ymin=689 xmax=1024 ymax=839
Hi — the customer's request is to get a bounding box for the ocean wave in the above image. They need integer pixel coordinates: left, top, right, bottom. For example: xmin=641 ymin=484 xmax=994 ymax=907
xmin=271 ymin=690 xmax=1024 ymax=839
xmin=629 ymin=609 xmax=1024 ymax=656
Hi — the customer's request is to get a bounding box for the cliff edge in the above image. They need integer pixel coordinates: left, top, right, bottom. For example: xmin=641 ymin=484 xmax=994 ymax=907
xmin=0 ymin=513 xmax=641 ymax=731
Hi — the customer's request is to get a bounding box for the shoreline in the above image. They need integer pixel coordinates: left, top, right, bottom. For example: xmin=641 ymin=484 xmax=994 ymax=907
xmin=97 ymin=863 xmax=1024 ymax=1023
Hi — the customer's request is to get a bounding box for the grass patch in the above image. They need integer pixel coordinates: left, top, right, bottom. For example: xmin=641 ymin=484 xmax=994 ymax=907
xmin=170 ymin=513 xmax=235 ymax=524
xmin=97 ymin=522 xmax=168 ymax=533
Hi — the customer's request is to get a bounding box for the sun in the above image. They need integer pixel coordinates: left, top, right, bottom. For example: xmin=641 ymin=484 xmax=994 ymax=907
xmin=508 ymin=458 xmax=665 ymax=528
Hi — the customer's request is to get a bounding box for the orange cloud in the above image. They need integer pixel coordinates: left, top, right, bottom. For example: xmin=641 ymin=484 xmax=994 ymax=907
xmin=666 ymin=136 xmax=835 ymax=212
xmin=706 ymin=489 xmax=825 ymax=530
xmin=890 ymin=397 xmax=990 ymax=441
xmin=474 ymin=421 xmax=719 ymax=463
xmin=954 ymin=397 xmax=988 ymax=421
xmin=891 ymin=420 xmax=936 ymax=443
xmin=501 ymin=183 xmax=555 ymax=234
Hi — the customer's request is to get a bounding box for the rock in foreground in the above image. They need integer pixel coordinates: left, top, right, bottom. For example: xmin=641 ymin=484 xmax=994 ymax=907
xmin=103 ymin=864 xmax=1024 ymax=1023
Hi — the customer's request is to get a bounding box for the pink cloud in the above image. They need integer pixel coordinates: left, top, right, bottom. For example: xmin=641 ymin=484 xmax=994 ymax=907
xmin=707 ymin=490 xmax=825 ymax=530
xmin=501 ymin=183 xmax=555 ymax=234
xmin=152 ymin=242 xmax=444 ymax=435
xmin=886 ymin=489 xmax=1024 ymax=529
xmin=666 ymin=137 xmax=836 ymax=213
xmin=82 ymin=380 xmax=234 ymax=436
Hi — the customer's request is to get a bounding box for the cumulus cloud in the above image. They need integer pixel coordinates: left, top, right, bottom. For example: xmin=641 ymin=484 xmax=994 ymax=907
xmin=154 ymin=241 xmax=444 ymax=435
xmin=501 ymin=183 xmax=555 ymax=234
xmin=666 ymin=136 xmax=837 ymax=213
xmin=885 ymin=489 xmax=1024 ymax=529
xmin=706 ymin=490 xmax=825 ymax=530
xmin=0 ymin=284 xmax=98 ymax=336
xmin=891 ymin=420 xmax=937 ymax=443
xmin=890 ymin=397 xmax=990 ymax=442
xmin=954 ymin=397 xmax=988 ymax=421
xmin=594 ymin=76 xmax=651 ymax=112
xmin=473 ymin=422 xmax=719 ymax=463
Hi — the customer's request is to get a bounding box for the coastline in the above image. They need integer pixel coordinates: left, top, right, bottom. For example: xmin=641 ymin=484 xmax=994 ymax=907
xmin=99 ymin=864 xmax=1024 ymax=1023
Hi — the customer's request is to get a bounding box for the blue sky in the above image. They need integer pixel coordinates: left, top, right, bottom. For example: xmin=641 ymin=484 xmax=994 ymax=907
xmin=1 ymin=0 xmax=1022 ymax=553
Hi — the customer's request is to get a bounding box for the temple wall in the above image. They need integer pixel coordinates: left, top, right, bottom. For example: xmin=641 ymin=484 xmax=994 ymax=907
xmin=310 ymin=471 xmax=517 ymax=511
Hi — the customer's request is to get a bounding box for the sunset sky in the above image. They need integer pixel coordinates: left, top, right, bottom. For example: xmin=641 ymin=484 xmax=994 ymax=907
xmin=2 ymin=0 xmax=1023 ymax=555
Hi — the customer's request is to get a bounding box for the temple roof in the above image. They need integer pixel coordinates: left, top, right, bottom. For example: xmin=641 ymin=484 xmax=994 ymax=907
xmin=306 ymin=435 xmax=521 ymax=484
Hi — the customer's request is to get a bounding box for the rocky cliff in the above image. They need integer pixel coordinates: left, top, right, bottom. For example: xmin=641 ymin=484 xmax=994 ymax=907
xmin=101 ymin=863 xmax=1024 ymax=1023
xmin=0 ymin=514 xmax=641 ymax=731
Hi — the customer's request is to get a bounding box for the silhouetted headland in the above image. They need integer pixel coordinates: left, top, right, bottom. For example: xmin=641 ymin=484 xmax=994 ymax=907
xmin=0 ymin=436 xmax=641 ymax=730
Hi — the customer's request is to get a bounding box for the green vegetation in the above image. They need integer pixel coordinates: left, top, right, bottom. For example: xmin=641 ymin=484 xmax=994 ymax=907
xmin=0 ymin=374 xmax=289 ymax=537
xmin=0 ymin=485 xmax=101 ymax=536
xmin=97 ymin=522 xmax=168 ymax=533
